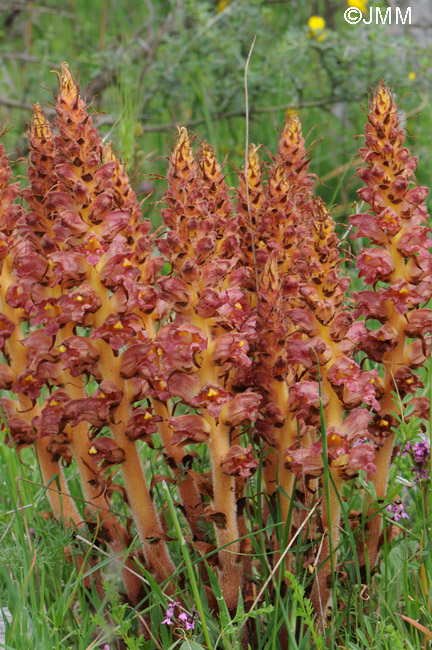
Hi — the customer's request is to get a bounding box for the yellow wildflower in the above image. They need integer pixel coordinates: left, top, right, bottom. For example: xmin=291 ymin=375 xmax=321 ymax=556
xmin=307 ymin=16 xmax=326 ymax=41
xmin=308 ymin=15 xmax=325 ymax=32
xmin=218 ymin=0 xmax=230 ymax=11
xmin=408 ymin=71 xmax=416 ymax=81
xmin=348 ymin=0 xmax=368 ymax=13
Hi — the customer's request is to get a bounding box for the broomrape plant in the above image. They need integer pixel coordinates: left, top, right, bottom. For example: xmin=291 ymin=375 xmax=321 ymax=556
xmin=0 ymin=66 xmax=430 ymax=644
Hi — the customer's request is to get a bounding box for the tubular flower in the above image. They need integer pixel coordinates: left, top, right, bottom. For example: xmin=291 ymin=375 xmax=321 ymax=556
xmin=159 ymin=130 xmax=242 ymax=281
xmin=1 ymin=65 xmax=177 ymax=601
xmin=220 ymin=444 xmax=259 ymax=479
xmin=158 ymin=127 xmax=203 ymax=274
xmin=198 ymin=142 xmax=236 ymax=257
xmin=157 ymin=126 xmax=258 ymax=609
xmin=280 ymin=197 xmax=379 ymax=617
xmin=248 ymin=113 xmax=317 ymax=523
xmin=351 ymin=81 xmax=432 ymax=574
xmin=236 ymin=110 xmax=378 ymax=618
xmin=237 ymin=144 xmax=267 ymax=268
xmin=0 ymin=129 xmax=94 ymax=583
xmin=20 ymin=104 xmax=57 ymax=246
xmin=277 ymin=112 xmax=314 ymax=193
xmin=102 ymin=142 xmax=152 ymax=264
xmin=258 ymin=113 xmax=314 ymax=261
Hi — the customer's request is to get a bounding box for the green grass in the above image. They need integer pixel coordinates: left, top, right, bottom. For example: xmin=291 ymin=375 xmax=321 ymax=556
xmin=0 ymin=400 xmax=431 ymax=649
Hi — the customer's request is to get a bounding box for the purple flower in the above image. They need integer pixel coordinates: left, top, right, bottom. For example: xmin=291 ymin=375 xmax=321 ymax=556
xmin=161 ymin=601 xmax=180 ymax=626
xmin=28 ymin=528 xmax=42 ymax=542
xmin=412 ymin=440 xmax=430 ymax=464
xmin=178 ymin=608 xmax=200 ymax=631
xmin=161 ymin=602 xmax=199 ymax=632
xmin=403 ymin=438 xmax=430 ymax=480
xmin=178 ymin=612 xmax=195 ymax=631
xmin=386 ymin=501 xmax=409 ymax=522
xmin=353 ymin=436 xmax=370 ymax=447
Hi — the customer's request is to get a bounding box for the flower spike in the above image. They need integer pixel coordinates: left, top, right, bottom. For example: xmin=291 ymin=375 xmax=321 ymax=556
xmin=351 ymin=80 xmax=432 ymax=573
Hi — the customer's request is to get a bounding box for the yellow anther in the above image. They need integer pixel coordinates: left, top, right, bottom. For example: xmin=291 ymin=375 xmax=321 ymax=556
xmin=122 ymin=259 xmax=132 ymax=267
xmin=379 ymin=419 xmax=389 ymax=427
xmin=23 ymin=375 xmax=35 ymax=383
xmin=113 ymin=321 xmax=123 ymax=330
xmin=308 ymin=564 xmax=314 ymax=574
xmin=406 ymin=378 xmax=414 ymax=384
xmin=75 ymin=295 xmax=83 ymax=302
xmin=143 ymin=412 xmax=152 ymax=420
xmin=98 ymin=392 xmax=105 ymax=399
xmin=234 ymin=302 xmax=243 ymax=310
xmin=44 ymin=303 xmax=53 ymax=310
xmin=49 ymin=400 xmax=58 ymax=406
xmin=88 ymin=446 xmax=97 ymax=455
xmin=286 ymin=455 xmax=292 ymax=463
xmin=59 ymin=345 xmax=66 ymax=353
xmin=370 ymin=378 xmax=375 ymax=384
xmin=156 ymin=348 xmax=163 ymax=356
xmin=238 ymin=340 xmax=246 ymax=347
xmin=207 ymin=388 xmax=219 ymax=397
xmin=399 ymin=287 xmax=409 ymax=294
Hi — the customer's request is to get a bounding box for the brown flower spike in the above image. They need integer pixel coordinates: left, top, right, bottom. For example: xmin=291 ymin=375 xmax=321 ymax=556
xmin=0 ymin=71 xmax=430 ymax=636
xmin=351 ymin=81 xmax=432 ymax=573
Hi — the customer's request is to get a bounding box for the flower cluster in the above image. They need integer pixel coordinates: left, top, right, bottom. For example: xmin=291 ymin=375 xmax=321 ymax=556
xmin=161 ymin=601 xmax=200 ymax=632
xmin=350 ymin=80 xmax=432 ymax=573
xmin=0 ymin=66 xmax=173 ymax=604
xmin=229 ymin=111 xmax=381 ymax=616
xmin=404 ymin=438 xmax=431 ymax=481
xmin=386 ymin=501 xmax=409 ymax=523
xmin=0 ymin=70 xmax=429 ymax=632
xmin=156 ymin=127 xmax=261 ymax=608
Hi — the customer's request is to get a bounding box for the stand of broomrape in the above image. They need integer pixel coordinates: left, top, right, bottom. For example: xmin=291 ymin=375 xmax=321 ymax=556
xmin=0 ymin=66 xmax=430 ymax=641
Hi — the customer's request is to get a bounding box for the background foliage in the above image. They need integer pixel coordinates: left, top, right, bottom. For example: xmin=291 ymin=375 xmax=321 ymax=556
xmin=1 ymin=1 xmax=432 ymax=649
xmin=1 ymin=0 xmax=431 ymax=220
